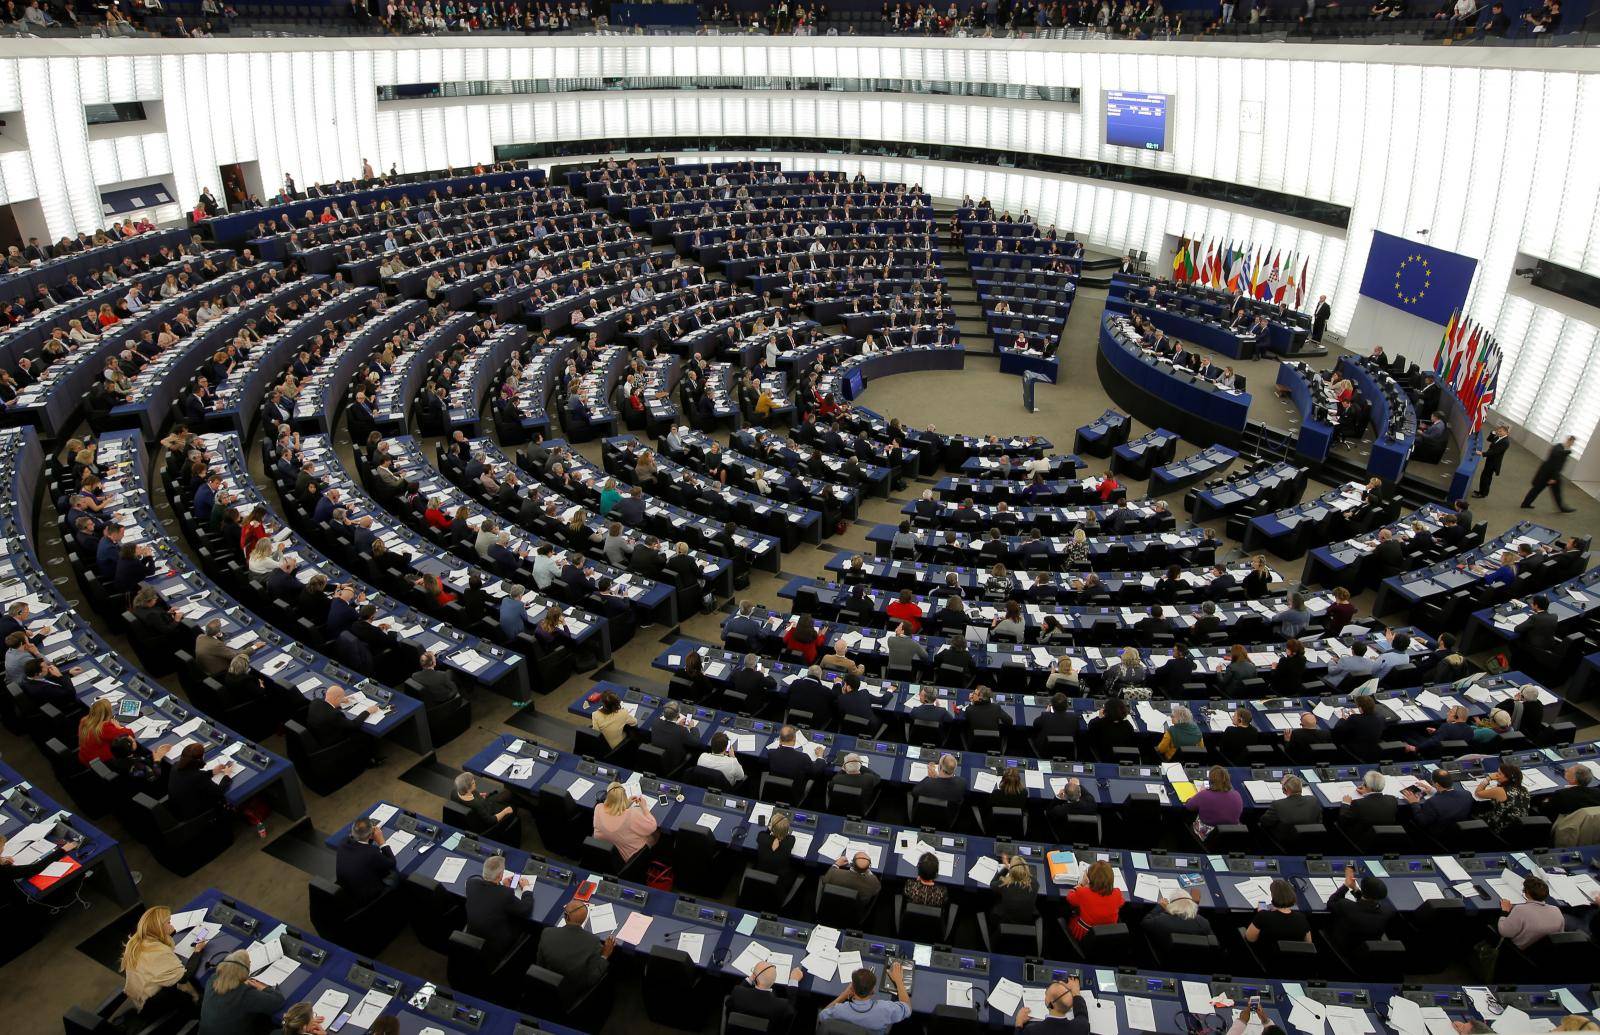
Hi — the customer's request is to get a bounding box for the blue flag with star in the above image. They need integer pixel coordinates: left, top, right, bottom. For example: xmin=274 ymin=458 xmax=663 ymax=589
xmin=1358 ymin=230 xmax=1478 ymax=326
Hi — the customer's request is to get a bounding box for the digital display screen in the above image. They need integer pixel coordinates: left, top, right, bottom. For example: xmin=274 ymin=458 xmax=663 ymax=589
xmin=1104 ymin=91 xmax=1170 ymax=152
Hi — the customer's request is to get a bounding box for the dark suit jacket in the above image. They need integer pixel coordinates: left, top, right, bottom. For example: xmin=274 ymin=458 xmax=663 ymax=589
xmin=1338 ymin=792 xmax=1398 ymax=841
xmin=535 ymin=922 xmax=608 ymax=1002
xmin=914 ymin=774 xmax=966 ymax=805
xmin=167 ymin=765 xmax=228 ymax=821
xmin=335 ymin=838 xmax=396 ymax=903
xmin=1410 ymin=789 xmax=1473 ymax=831
xmin=305 ymin=698 xmax=363 ymax=752
xmin=767 ymin=744 xmax=826 ymax=781
xmin=648 ymin=719 xmax=697 ymax=770
xmin=465 ymin=875 xmax=534 ymax=957
xmin=1519 ymin=611 xmax=1558 ymax=652
xmin=1259 ymin=793 xmax=1322 ymax=835
xmin=411 ymin=668 xmax=460 ymax=705
xmin=728 ymin=982 xmax=794 ymax=1025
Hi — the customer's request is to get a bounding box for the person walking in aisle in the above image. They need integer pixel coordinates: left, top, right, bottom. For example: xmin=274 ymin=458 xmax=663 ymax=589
xmin=1521 ymin=435 xmax=1576 ymax=513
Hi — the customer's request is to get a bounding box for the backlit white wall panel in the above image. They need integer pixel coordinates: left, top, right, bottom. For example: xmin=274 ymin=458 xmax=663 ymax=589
xmin=3 ymin=38 xmax=1598 ymax=452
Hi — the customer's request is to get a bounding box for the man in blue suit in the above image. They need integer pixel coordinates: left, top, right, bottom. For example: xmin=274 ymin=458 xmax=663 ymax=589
xmin=336 ymin=817 xmax=397 ymax=904
xmin=498 ymin=584 xmax=532 ymax=643
xmin=1401 ymin=770 xmax=1473 ymax=834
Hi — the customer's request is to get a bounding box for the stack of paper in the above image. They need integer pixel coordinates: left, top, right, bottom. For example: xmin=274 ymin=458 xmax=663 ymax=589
xmin=347 ymin=990 xmax=392 ymax=1029
xmin=586 ymin=902 xmax=618 ymax=936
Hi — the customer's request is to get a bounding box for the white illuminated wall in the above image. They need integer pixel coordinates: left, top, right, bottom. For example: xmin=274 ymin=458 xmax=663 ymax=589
xmin=1 ymin=37 xmax=1598 ymax=458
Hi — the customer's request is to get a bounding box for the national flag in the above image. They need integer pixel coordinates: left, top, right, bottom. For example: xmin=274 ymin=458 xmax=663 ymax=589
xmin=1258 ymin=251 xmax=1280 ymax=300
xmin=1475 ymin=344 xmax=1502 ymax=430
xmin=1172 ymin=239 xmax=1190 ymax=283
xmin=1433 ymin=310 xmax=1457 ymax=378
xmin=1227 ymin=246 xmax=1245 ymax=293
xmin=1273 ymin=251 xmax=1293 ymax=304
xmin=1450 ymin=322 xmax=1478 ymax=391
xmin=1211 ymin=241 xmax=1226 ymax=287
xmin=1294 ymin=255 xmax=1309 ymax=309
xmin=1183 ymin=237 xmax=1198 ymax=283
xmin=1199 ymin=240 xmax=1215 ymax=288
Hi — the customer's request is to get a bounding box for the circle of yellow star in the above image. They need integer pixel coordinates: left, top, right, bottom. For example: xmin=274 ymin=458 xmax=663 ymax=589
xmin=1394 ymin=254 xmax=1433 ymax=305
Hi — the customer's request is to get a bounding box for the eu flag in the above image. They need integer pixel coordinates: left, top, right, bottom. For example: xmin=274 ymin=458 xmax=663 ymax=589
xmin=1357 ymin=231 xmax=1478 ymax=326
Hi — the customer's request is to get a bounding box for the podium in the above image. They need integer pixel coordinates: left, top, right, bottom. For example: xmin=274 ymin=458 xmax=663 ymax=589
xmin=1022 ymin=371 xmax=1049 ymax=413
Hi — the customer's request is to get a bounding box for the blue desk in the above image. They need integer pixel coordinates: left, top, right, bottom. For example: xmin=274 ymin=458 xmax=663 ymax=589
xmin=1098 ymin=316 xmax=1252 ymax=436
xmin=865 ymin=524 xmax=1218 ymax=569
xmin=163 ymin=889 xmax=577 ymax=1034
xmin=200 ymin=169 xmax=545 ymax=245
xmin=998 ymin=348 xmax=1059 ymax=383
xmin=1151 ymin=445 xmax=1237 ymax=494
xmin=1134 ymin=302 xmax=1252 ymax=359
xmin=1190 ymin=462 xmax=1305 ymax=524
xmin=1339 ymin=356 xmax=1415 ymax=482
xmin=1303 ymin=504 xmax=1454 ymax=591
xmin=292 ymin=299 xmax=427 ymax=436
xmin=816 ymin=345 xmax=965 ymax=401
xmin=0 ymin=759 xmax=137 ymax=908
xmin=96 ymin=429 xmax=434 ymax=753
xmin=1274 ymin=362 xmax=1335 ymax=462
xmin=1074 ymin=408 xmax=1131 ymax=458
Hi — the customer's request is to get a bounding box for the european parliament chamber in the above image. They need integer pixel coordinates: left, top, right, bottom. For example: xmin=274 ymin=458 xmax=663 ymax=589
xmin=2 ymin=24 xmax=1600 ymax=1035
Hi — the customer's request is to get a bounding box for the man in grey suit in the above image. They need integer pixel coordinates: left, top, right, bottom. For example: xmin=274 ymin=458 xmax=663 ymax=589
xmin=537 ymin=900 xmax=614 ymax=1005
xmin=1257 ymin=774 xmax=1323 ymax=842
xmin=886 ymin=622 xmax=928 ymax=671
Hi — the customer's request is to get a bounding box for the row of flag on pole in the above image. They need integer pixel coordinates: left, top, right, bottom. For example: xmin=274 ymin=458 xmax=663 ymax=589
xmin=1171 ymin=237 xmax=1311 ymax=310
xmin=1433 ymin=309 xmax=1501 ymax=434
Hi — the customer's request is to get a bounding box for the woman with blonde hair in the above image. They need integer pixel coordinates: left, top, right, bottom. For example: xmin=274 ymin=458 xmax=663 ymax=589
xmin=989 ymin=853 xmax=1041 ymax=925
xmin=246 ymin=535 xmax=281 ymax=576
xmin=1064 ymin=526 xmax=1089 ymax=566
xmin=198 ymin=948 xmax=284 ymax=1033
xmin=591 ymin=780 xmax=659 ymax=862
xmin=121 ymin=906 xmax=203 ymax=1012
xmin=78 ymin=697 xmax=136 ymax=766
xmin=756 ymin=810 xmax=797 ymax=885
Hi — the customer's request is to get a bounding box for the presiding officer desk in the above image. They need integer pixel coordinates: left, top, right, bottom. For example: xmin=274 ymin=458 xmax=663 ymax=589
xmin=92 ymin=429 xmax=434 ymax=754
xmin=88 ymin=888 xmax=580 ymax=1035
xmin=461 ymin=735 xmax=1600 ymax=990
xmin=1097 ymin=315 xmax=1253 ymax=439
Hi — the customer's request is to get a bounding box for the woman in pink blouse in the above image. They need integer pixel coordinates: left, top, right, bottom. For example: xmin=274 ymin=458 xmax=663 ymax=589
xmin=591 ymin=781 xmax=660 ymax=862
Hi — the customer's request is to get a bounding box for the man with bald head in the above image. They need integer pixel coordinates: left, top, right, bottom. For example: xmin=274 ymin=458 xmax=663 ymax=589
xmin=912 ymin=752 xmax=966 ymax=807
xmin=728 ymin=958 xmax=805 ymax=1024
xmin=1014 ymin=975 xmax=1090 ymax=1031
xmin=536 ymin=898 xmax=615 ymax=1004
xmin=821 ymin=846 xmax=882 ymax=897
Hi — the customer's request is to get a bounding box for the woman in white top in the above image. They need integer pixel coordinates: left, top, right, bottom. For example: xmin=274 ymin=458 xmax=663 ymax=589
xmin=245 ymin=536 xmax=282 ymax=576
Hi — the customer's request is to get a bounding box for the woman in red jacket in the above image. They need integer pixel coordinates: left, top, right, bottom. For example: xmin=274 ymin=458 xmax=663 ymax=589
xmin=238 ymin=506 xmax=268 ymax=557
xmin=1095 ymin=472 xmax=1120 ymax=503
xmin=77 ymin=699 xmax=136 ymax=766
xmin=423 ymin=498 xmax=452 ymax=530
xmin=783 ymin=614 xmax=826 ymax=664
xmin=422 ymin=573 xmax=457 ymax=608
xmin=1065 ymin=859 xmax=1125 ymax=940
xmin=884 ymin=589 xmax=924 ymax=634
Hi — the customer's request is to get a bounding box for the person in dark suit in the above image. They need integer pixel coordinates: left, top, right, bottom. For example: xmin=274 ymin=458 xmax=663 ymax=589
xmin=165 ymin=743 xmax=233 ymax=822
xmin=647 ymin=703 xmax=698 ymax=771
xmin=19 ymin=657 xmax=75 ymax=708
xmin=962 ymin=685 xmax=1011 ymax=738
xmin=786 ymin=666 xmax=837 ymax=723
xmin=1140 ymin=889 xmax=1213 ymax=954
xmin=907 ymin=686 xmax=951 ymax=729
xmin=1323 ymin=866 xmax=1396 ymax=953
xmin=1331 ymin=694 xmax=1388 ymax=755
xmin=465 ymin=855 xmax=535 ymax=958
xmin=1541 ymin=765 xmax=1600 ymax=818
xmin=728 ymin=961 xmax=801 ymax=1027
xmin=1473 ymin=424 xmax=1510 ymax=498
xmin=829 ymin=752 xmax=882 ymax=809
xmin=306 ymin=685 xmax=381 ymax=761
xmin=335 ymin=817 xmax=397 ymax=904
xmin=536 ymin=900 xmax=613 ymax=1004
xmin=912 ymin=753 xmax=966 ymax=807
xmin=767 ymin=725 xmax=828 ymax=782
xmin=1310 ymin=295 xmax=1331 ymax=342
xmin=1338 ymin=771 xmax=1399 ymax=844
xmin=1521 ymin=435 xmax=1577 ymax=513
xmin=1400 ymin=770 xmax=1473 ymax=834
xmin=1517 ymin=595 xmax=1558 ymax=653
xmin=1031 ymin=693 xmax=1080 ymax=753
xmin=1153 ymin=645 xmax=1198 ymax=695
xmin=1367 ymin=528 xmax=1406 ymax=579
xmin=409 ymin=652 xmax=460 ymax=705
